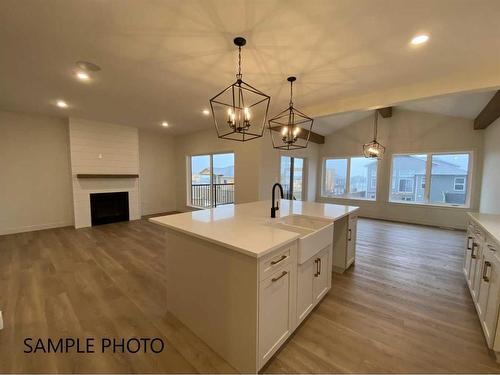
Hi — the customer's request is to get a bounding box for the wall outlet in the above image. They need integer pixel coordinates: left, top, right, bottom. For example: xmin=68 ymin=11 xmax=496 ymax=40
xmin=0 ymin=310 xmax=3 ymax=330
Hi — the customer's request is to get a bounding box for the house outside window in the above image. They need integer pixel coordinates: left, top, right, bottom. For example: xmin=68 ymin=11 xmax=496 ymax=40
xmin=189 ymin=152 xmax=235 ymax=208
xmin=390 ymin=152 xmax=471 ymax=207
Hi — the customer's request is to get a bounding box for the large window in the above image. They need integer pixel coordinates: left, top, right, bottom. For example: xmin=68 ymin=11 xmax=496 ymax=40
xmin=322 ymin=157 xmax=377 ymax=200
xmin=189 ymin=153 xmax=234 ymax=208
xmin=390 ymin=152 xmax=471 ymax=207
xmin=280 ymin=156 xmax=304 ymax=200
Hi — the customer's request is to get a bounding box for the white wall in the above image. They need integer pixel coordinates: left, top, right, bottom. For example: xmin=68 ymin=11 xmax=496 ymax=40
xmin=480 ymin=117 xmax=500 ymax=214
xmin=69 ymin=118 xmax=141 ymax=228
xmin=0 ymin=110 xmax=73 ymax=235
xmin=317 ymin=109 xmax=484 ymax=229
xmin=139 ymin=129 xmax=176 ymax=215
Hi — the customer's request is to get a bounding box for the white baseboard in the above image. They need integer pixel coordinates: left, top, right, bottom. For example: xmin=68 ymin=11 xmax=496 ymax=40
xmin=0 ymin=220 xmax=73 ymax=236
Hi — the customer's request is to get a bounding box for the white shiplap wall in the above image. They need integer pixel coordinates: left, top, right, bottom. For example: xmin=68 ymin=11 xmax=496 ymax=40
xmin=69 ymin=118 xmax=141 ymax=228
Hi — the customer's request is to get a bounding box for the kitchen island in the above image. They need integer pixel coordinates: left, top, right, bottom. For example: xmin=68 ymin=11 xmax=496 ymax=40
xmin=150 ymin=200 xmax=359 ymax=372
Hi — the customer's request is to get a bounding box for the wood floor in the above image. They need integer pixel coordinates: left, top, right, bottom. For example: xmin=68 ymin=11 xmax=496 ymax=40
xmin=0 ymin=218 xmax=499 ymax=373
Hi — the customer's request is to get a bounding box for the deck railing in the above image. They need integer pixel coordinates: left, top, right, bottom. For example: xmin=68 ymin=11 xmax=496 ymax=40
xmin=191 ymin=183 xmax=234 ymax=208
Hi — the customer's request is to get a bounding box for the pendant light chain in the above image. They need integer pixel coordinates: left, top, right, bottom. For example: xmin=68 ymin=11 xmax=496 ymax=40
xmin=289 ymin=79 xmax=294 ymax=107
xmin=373 ymin=110 xmax=378 ymax=141
xmin=237 ymin=46 xmax=242 ymax=81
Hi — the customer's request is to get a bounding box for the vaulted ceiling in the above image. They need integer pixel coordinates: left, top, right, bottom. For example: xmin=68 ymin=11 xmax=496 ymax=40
xmin=1 ymin=0 xmax=499 ymax=135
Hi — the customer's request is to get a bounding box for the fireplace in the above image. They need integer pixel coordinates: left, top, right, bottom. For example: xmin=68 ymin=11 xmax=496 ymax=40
xmin=90 ymin=192 xmax=129 ymax=226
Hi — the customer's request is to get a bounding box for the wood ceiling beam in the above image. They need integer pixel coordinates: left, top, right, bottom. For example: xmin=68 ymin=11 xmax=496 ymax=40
xmin=474 ymin=90 xmax=500 ymax=130
xmin=269 ymin=126 xmax=325 ymax=144
xmin=377 ymin=107 xmax=393 ymax=118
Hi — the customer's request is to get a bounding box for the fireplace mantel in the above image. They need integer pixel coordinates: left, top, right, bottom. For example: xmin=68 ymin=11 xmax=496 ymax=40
xmin=76 ymin=174 xmax=139 ymax=179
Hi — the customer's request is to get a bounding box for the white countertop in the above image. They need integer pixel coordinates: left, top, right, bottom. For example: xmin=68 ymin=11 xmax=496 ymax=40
xmin=150 ymin=200 xmax=359 ymax=258
xmin=468 ymin=212 xmax=500 ymax=244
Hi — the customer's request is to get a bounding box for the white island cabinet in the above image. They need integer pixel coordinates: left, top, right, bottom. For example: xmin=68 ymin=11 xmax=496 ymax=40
xmin=464 ymin=213 xmax=500 ymax=360
xmin=150 ymin=200 xmax=358 ymax=373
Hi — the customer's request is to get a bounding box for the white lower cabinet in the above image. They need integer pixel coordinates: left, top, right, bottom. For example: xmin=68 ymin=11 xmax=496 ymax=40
xmin=346 ymin=215 xmax=357 ymax=267
xmin=477 ymin=245 xmax=500 ymax=347
xmin=296 ymin=245 xmax=332 ymax=325
xmin=464 ymin=215 xmax=500 ymax=359
xmin=258 ymin=263 xmax=293 ymax=366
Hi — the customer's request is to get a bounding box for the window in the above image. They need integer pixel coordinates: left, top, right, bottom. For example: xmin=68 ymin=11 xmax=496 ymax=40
xmin=189 ymin=153 xmax=234 ymax=208
xmin=454 ymin=177 xmax=466 ymax=191
xmin=280 ymin=156 xmax=304 ymax=200
xmin=390 ymin=152 xmax=471 ymax=207
xmin=430 ymin=153 xmax=470 ymax=205
xmin=398 ymin=178 xmax=413 ymax=193
xmin=322 ymin=157 xmax=377 ymax=200
xmin=390 ymin=154 xmax=427 ymax=203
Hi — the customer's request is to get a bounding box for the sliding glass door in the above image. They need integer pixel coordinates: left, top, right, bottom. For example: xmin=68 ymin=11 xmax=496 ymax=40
xmin=280 ymin=156 xmax=304 ymax=200
xmin=190 ymin=153 xmax=234 ymax=208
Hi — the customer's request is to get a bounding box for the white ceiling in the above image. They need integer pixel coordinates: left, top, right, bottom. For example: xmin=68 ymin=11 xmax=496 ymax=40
xmin=316 ymin=89 xmax=497 ymax=135
xmin=0 ymin=0 xmax=499 ymax=135
xmin=398 ymin=90 xmax=496 ymax=119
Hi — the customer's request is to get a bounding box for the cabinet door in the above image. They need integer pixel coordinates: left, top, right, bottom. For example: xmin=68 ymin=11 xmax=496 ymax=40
xmin=259 ymin=265 xmax=292 ymax=363
xmin=464 ymin=233 xmax=474 ymax=280
xmin=346 ymin=216 xmax=357 ymax=267
xmin=313 ymin=247 xmax=330 ymax=302
xmin=477 ymin=252 xmax=500 ymax=348
xmin=297 ymin=257 xmax=315 ymax=324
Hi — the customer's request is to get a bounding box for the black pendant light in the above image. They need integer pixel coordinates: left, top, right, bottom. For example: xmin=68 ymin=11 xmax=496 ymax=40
xmin=209 ymin=37 xmax=270 ymax=142
xmin=363 ymin=110 xmax=386 ymax=159
xmin=268 ymin=76 xmax=314 ymax=150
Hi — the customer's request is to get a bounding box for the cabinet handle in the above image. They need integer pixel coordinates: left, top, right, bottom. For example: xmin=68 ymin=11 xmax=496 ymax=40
xmin=467 ymin=236 xmax=473 ymax=250
xmin=348 ymin=229 xmax=352 ymax=241
xmin=271 ymin=254 xmax=287 ymax=265
xmin=272 ymin=271 xmax=287 ymax=282
xmin=483 ymin=261 xmax=492 ymax=282
xmin=314 ymin=258 xmax=321 ymax=277
xmin=471 ymin=243 xmax=477 ymax=259
xmin=487 ymin=244 xmax=497 ymax=252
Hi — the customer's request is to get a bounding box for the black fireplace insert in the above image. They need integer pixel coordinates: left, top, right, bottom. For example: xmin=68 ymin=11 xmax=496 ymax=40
xmin=90 ymin=191 xmax=129 ymax=226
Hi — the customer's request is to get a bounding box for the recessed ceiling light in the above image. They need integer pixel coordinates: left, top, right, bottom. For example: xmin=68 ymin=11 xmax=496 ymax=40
xmin=161 ymin=121 xmax=169 ymax=127
xmin=411 ymin=34 xmax=430 ymax=45
xmin=202 ymin=109 xmax=210 ymax=115
xmin=56 ymin=100 xmax=68 ymax=108
xmin=76 ymin=71 xmax=90 ymax=81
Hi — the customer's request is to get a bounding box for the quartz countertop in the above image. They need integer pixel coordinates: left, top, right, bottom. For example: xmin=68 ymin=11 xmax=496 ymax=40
xmin=150 ymin=200 xmax=359 ymax=258
xmin=468 ymin=212 xmax=500 ymax=244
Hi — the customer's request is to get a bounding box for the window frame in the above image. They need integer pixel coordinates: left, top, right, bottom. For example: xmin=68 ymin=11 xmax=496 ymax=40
xmin=321 ymin=156 xmax=378 ymax=201
xmin=388 ymin=151 xmax=473 ymax=208
xmin=187 ymin=151 xmax=235 ymax=209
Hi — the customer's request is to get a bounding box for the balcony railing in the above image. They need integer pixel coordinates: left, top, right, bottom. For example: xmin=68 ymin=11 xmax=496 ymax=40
xmin=191 ymin=183 xmax=234 ymax=208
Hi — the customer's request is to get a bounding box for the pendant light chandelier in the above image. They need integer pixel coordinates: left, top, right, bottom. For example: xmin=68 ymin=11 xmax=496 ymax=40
xmin=363 ymin=110 xmax=386 ymax=159
xmin=268 ymin=76 xmax=314 ymax=150
xmin=209 ymin=37 xmax=270 ymax=142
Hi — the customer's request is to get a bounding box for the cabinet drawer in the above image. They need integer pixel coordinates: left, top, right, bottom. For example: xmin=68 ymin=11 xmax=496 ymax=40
xmin=259 ymin=246 xmax=292 ymax=281
xmin=486 ymin=236 xmax=499 ymax=253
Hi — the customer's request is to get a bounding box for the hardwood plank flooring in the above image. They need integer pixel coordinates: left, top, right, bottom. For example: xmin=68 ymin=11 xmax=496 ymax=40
xmin=0 ymin=218 xmax=499 ymax=373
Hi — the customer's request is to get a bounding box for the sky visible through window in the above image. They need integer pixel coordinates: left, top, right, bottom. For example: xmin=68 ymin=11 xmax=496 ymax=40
xmin=191 ymin=153 xmax=234 ymax=174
